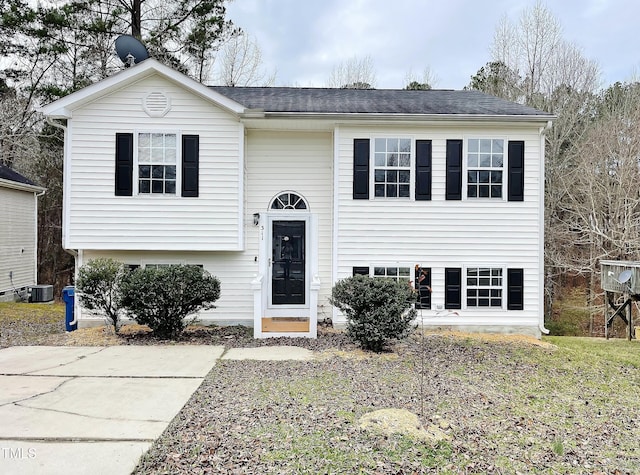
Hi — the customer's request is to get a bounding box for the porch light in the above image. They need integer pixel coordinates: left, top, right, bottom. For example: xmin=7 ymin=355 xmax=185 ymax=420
xmin=253 ymin=213 xmax=260 ymax=226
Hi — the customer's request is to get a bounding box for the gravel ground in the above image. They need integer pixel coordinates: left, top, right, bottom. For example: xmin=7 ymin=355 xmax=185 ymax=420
xmin=2 ymin=304 xmax=638 ymax=473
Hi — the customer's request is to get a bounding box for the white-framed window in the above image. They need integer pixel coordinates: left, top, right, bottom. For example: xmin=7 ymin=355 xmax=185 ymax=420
xmin=373 ymin=266 xmax=412 ymax=282
xmin=466 ymin=267 xmax=503 ymax=308
xmin=270 ymin=192 xmax=308 ymax=210
xmin=127 ymin=263 xmax=203 ymax=270
xmin=466 ymin=138 xmax=504 ymax=199
xmin=373 ymin=138 xmax=412 ymax=198
xmin=136 ymin=132 xmax=178 ymax=195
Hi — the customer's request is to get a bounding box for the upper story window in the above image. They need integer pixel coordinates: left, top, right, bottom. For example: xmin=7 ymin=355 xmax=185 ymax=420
xmin=374 ymin=138 xmax=411 ymax=198
xmin=353 ymin=138 xmax=431 ymax=201
xmin=115 ymin=132 xmax=199 ymax=198
xmin=137 ymin=133 xmax=177 ymax=195
xmin=466 ymin=139 xmax=504 ymax=199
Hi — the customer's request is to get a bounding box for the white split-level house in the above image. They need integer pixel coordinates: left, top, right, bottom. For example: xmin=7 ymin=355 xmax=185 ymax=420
xmin=40 ymin=58 xmax=554 ymax=338
xmin=0 ymin=164 xmax=46 ymax=302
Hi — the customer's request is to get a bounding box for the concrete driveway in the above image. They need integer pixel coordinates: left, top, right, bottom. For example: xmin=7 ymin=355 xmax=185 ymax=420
xmin=0 ymin=345 xmax=224 ymax=475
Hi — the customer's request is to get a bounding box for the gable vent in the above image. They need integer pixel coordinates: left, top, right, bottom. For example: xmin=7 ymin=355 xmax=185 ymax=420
xmin=142 ymin=91 xmax=171 ymax=117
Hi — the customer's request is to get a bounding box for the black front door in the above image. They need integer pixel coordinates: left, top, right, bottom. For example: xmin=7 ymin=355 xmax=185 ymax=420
xmin=271 ymin=220 xmax=305 ymax=305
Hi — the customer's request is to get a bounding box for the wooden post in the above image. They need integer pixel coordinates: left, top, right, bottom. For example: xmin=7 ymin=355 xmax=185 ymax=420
xmin=627 ymin=295 xmax=633 ymax=341
xmin=605 ymin=291 xmax=610 ymax=340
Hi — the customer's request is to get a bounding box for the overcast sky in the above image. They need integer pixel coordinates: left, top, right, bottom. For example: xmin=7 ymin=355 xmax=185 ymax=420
xmin=225 ymin=0 xmax=640 ymax=90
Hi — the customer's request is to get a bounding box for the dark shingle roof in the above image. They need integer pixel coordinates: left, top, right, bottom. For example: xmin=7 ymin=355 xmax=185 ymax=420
xmin=210 ymin=87 xmax=550 ymax=116
xmin=0 ymin=164 xmax=37 ymax=186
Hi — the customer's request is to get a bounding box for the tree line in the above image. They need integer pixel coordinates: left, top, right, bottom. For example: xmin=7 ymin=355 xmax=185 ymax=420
xmin=1 ymin=0 xmax=637 ymax=332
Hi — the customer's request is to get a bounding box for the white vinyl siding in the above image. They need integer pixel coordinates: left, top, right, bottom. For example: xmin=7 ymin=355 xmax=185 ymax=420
xmin=0 ymin=187 xmax=37 ymax=294
xmin=66 ymin=73 xmax=242 ymax=251
xmin=78 ymin=250 xmax=252 ymax=323
xmin=77 ymin=131 xmax=334 ymax=325
xmin=245 ymin=131 xmax=333 ymax=317
xmin=336 ymin=124 xmax=543 ymax=330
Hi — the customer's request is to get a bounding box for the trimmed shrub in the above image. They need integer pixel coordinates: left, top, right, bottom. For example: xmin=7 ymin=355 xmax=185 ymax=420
xmin=76 ymin=258 xmax=127 ymax=333
xmin=120 ymin=265 xmax=221 ymax=339
xmin=330 ymin=275 xmax=417 ymax=352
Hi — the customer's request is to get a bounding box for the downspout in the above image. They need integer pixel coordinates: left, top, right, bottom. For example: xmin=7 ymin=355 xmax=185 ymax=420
xmin=46 ymin=116 xmax=79 ymax=326
xmin=32 ymin=187 xmax=47 ymax=301
xmin=539 ymin=120 xmax=553 ymax=335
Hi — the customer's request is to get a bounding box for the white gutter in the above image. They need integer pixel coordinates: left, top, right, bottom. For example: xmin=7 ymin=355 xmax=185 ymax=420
xmin=245 ymin=111 xmax=556 ymax=123
xmin=0 ymin=178 xmax=46 ymax=194
xmin=539 ymin=120 xmax=553 ymax=336
xmin=34 ymin=187 xmax=45 ymax=293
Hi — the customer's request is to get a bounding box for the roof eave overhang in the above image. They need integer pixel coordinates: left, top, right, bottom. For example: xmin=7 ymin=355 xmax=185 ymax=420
xmin=257 ymin=112 xmax=556 ymax=122
xmin=0 ymin=178 xmax=46 ymax=193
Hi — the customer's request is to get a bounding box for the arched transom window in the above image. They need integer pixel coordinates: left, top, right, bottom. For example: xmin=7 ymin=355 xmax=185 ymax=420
xmin=270 ymin=192 xmax=308 ymax=210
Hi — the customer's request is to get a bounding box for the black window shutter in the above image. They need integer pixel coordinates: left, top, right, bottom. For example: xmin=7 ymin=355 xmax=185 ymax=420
xmin=446 ymin=139 xmax=463 ymax=200
xmin=115 ymin=133 xmax=133 ymax=196
xmin=415 ymin=140 xmax=432 ymax=201
xmin=353 ymin=139 xmax=370 ymax=199
xmin=352 ymin=266 xmax=369 ymax=276
xmin=508 ymin=141 xmax=525 ymax=201
xmin=416 ymin=266 xmax=431 ymax=309
xmin=182 ymin=135 xmax=199 ymax=197
xmin=445 ymin=267 xmax=462 ymax=309
xmin=507 ymin=268 xmax=524 ymax=310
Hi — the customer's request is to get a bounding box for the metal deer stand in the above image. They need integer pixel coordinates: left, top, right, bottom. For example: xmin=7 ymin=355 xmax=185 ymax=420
xmin=600 ymin=260 xmax=639 ymax=341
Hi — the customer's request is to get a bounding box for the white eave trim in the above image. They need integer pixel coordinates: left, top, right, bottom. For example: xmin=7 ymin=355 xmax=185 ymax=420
xmin=258 ymin=112 xmax=556 ymax=122
xmin=38 ymin=58 xmax=245 ymax=118
xmin=0 ymin=178 xmax=46 ymax=194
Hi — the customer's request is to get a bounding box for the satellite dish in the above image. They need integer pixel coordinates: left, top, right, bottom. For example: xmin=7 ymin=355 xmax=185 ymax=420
xmin=617 ymin=270 xmax=633 ymax=284
xmin=115 ymin=35 xmax=149 ymax=67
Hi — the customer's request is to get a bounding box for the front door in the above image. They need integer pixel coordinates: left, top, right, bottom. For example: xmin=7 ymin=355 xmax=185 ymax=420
xmin=270 ymin=220 xmax=306 ymax=305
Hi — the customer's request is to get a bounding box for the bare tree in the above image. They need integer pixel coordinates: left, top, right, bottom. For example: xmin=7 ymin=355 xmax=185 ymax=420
xmin=403 ymin=67 xmax=438 ymax=90
xmin=558 ymin=83 xmax=640 ymax=264
xmin=326 ymin=55 xmax=376 ymax=89
xmin=214 ymin=33 xmax=276 ymax=86
xmin=553 ymin=83 xmax=640 ymax=326
xmin=0 ymin=84 xmax=39 ymax=170
xmin=488 ymin=1 xmax=602 ymax=318
xmin=490 ymin=1 xmax=599 ymax=105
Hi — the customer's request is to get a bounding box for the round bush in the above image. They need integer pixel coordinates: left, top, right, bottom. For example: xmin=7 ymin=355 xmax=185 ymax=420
xmin=120 ymin=265 xmax=220 ymax=339
xmin=76 ymin=258 xmax=127 ymax=333
xmin=330 ymin=275 xmax=417 ymax=352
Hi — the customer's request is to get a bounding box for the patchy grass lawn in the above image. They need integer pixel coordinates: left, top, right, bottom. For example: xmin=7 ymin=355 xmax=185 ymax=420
xmin=0 ymin=301 xmax=66 ymax=347
xmin=2 ymin=302 xmax=639 ymax=473
xmin=135 ymin=334 xmax=640 ymax=474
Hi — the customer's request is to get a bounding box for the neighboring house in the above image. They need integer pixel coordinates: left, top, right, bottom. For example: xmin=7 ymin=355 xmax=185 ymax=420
xmin=0 ymin=164 xmax=46 ymax=302
xmin=40 ymin=59 xmax=553 ymax=337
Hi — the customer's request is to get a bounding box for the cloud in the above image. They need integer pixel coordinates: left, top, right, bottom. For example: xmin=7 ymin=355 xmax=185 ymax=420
xmin=226 ymin=0 xmax=640 ymax=90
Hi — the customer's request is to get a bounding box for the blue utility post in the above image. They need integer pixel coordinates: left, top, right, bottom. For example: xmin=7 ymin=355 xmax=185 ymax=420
xmin=62 ymin=286 xmax=77 ymax=332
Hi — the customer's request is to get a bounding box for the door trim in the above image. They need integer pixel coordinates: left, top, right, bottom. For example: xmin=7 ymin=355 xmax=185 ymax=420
xmin=268 ymin=216 xmax=309 ymax=309
xmin=259 ymin=212 xmax=317 ymax=318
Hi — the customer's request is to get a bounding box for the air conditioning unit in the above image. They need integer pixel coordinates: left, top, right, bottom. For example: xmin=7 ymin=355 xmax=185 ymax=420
xmin=30 ymin=285 xmax=54 ymax=303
